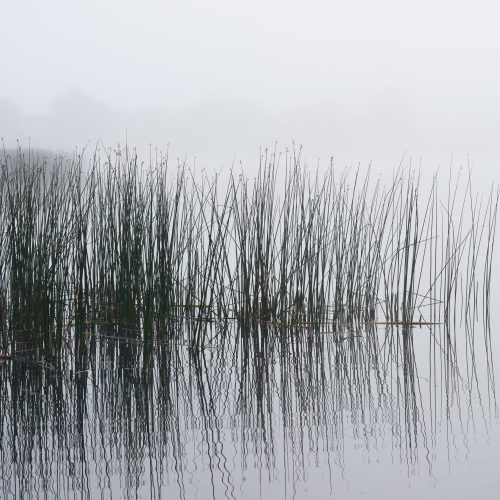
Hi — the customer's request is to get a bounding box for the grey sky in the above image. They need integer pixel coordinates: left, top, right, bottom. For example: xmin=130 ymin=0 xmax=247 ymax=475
xmin=1 ymin=0 xmax=499 ymax=180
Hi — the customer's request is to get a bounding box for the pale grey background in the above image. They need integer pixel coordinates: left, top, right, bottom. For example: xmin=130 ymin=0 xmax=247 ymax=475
xmin=1 ymin=0 xmax=499 ymax=182
xmin=1 ymin=3 xmax=500 ymax=498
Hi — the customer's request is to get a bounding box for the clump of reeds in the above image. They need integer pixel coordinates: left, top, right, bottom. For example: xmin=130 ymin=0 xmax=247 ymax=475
xmin=0 ymin=145 xmax=497 ymax=353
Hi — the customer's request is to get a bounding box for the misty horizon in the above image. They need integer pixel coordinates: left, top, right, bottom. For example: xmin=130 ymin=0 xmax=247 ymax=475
xmin=2 ymin=86 xmax=499 ymax=181
xmin=2 ymin=1 xmax=500 ymax=181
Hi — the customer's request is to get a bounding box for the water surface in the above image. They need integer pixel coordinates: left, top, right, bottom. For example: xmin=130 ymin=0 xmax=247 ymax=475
xmin=1 ymin=316 xmax=498 ymax=499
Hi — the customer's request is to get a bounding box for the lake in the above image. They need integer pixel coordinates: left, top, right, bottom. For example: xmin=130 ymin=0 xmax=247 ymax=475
xmin=1 ymin=318 xmax=499 ymax=499
xmin=0 ymin=148 xmax=498 ymax=499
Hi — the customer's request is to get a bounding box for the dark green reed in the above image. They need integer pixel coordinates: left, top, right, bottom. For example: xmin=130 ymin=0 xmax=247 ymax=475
xmin=0 ymin=146 xmax=498 ymax=355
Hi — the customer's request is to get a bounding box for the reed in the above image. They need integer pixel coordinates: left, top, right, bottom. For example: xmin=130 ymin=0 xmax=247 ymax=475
xmin=0 ymin=145 xmax=497 ymax=355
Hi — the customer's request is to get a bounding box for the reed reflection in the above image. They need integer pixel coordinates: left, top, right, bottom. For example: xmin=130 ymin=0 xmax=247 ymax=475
xmin=1 ymin=319 xmax=495 ymax=499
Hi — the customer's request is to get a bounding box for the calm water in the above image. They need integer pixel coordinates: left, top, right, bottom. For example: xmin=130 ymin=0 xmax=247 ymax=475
xmin=1 ymin=315 xmax=499 ymax=499
xmin=1 ymin=149 xmax=498 ymax=499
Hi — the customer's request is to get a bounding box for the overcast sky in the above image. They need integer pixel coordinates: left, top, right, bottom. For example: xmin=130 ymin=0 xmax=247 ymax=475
xmin=1 ymin=0 xmax=499 ymax=181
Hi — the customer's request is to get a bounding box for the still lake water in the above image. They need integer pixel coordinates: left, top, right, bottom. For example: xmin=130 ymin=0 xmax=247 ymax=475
xmin=1 ymin=313 xmax=499 ymax=499
xmin=0 ymin=152 xmax=498 ymax=498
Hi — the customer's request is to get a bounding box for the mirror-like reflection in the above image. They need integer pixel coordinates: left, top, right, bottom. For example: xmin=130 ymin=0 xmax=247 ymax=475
xmin=1 ymin=319 xmax=496 ymax=499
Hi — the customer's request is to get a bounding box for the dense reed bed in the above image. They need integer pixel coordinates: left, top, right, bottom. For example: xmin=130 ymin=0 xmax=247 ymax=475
xmin=0 ymin=146 xmax=498 ymax=498
xmin=0 ymin=146 xmax=497 ymax=354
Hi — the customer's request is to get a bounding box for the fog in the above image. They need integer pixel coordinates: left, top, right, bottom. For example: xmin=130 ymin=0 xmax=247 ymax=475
xmin=1 ymin=0 xmax=500 ymax=181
